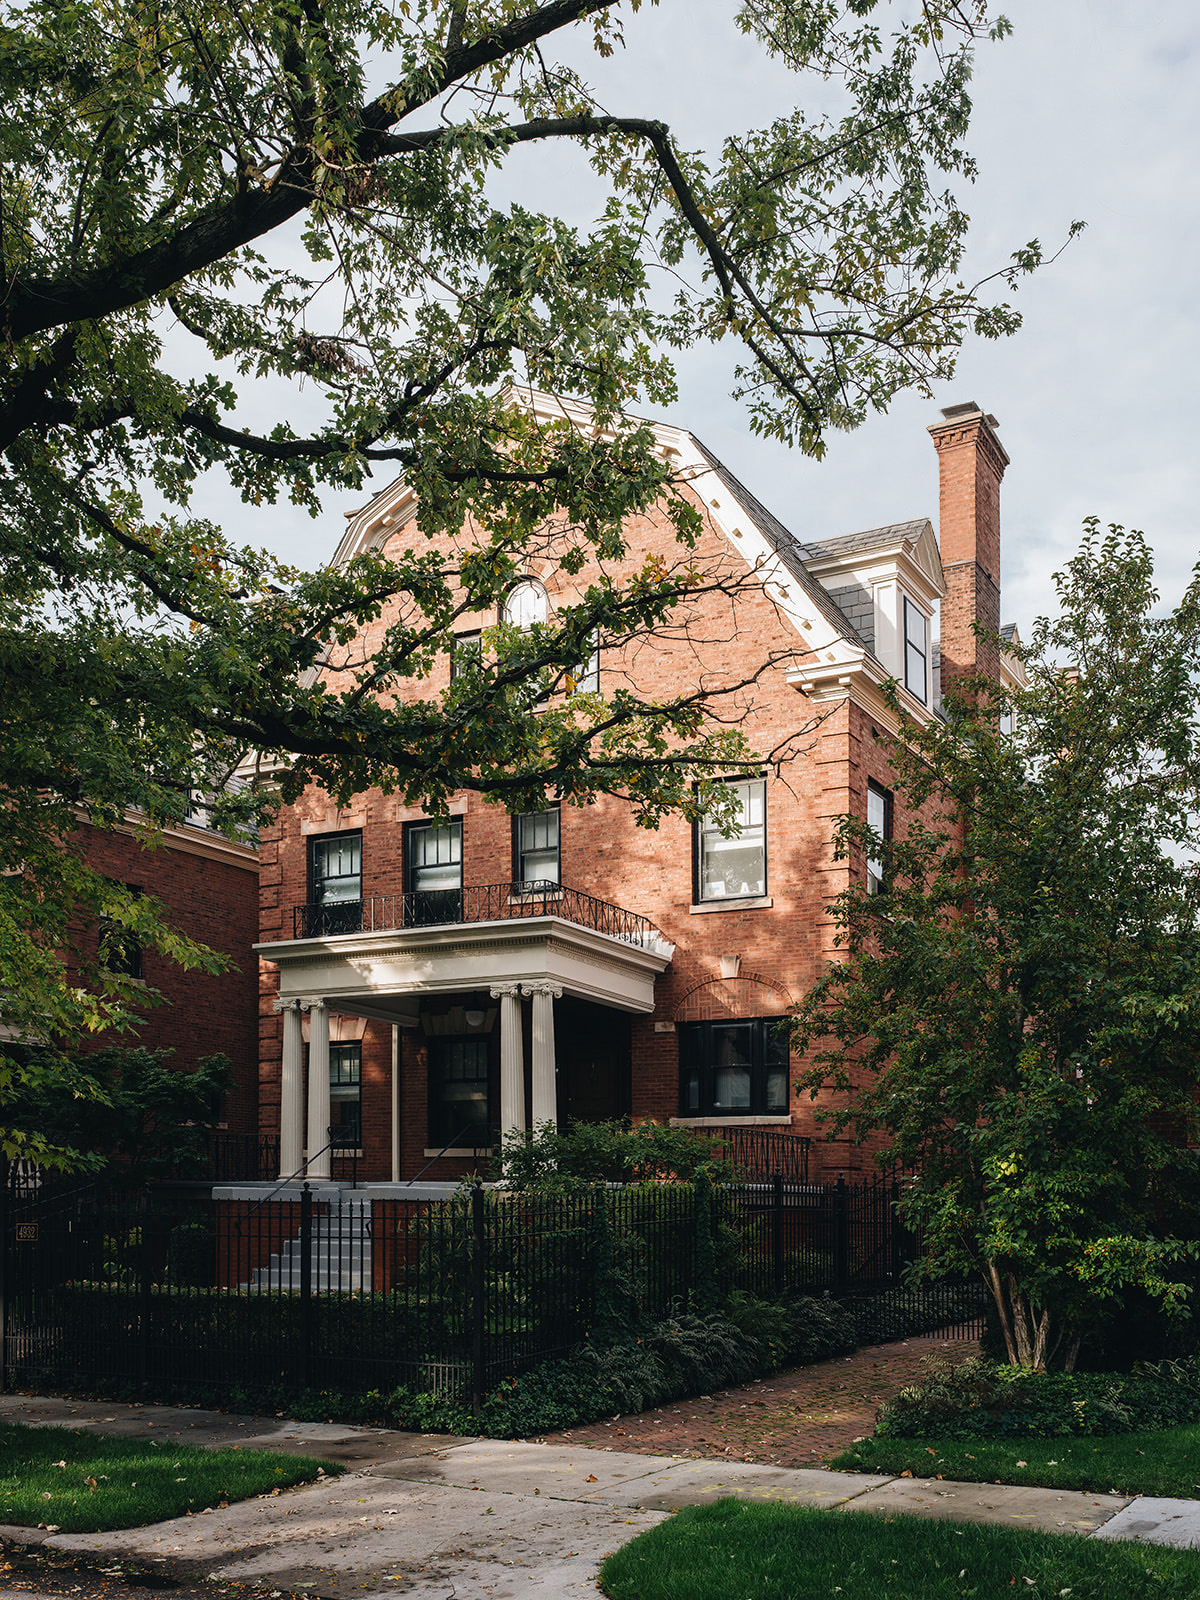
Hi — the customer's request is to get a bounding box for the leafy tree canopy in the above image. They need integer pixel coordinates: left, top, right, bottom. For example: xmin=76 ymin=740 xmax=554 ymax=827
xmin=792 ymin=524 xmax=1200 ymax=1371
xmin=5 ymin=1047 xmax=234 ymax=1183
xmin=0 ymin=0 xmax=1055 ymax=1109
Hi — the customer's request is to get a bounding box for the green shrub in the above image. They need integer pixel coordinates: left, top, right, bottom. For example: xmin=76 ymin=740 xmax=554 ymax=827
xmin=876 ymin=1355 xmax=1200 ymax=1440
xmin=389 ymin=1310 xmax=768 ymax=1439
xmin=723 ymin=1290 xmax=856 ymax=1370
xmin=166 ymin=1219 xmax=216 ymax=1287
xmin=496 ymin=1121 xmax=737 ymax=1191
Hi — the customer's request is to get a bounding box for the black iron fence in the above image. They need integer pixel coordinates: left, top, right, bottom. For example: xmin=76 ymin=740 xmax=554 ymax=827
xmin=0 ymin=1173 xmax=984 ymax=1409
xmin=291 ymin=882 xmax=666 ymax=947
xmin=200 ymin=1132 xmax=282 ymax=1183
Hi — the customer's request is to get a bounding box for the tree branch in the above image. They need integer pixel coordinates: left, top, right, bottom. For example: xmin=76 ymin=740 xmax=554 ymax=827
xmin=4 ymin=0 xmax=619 ymax=343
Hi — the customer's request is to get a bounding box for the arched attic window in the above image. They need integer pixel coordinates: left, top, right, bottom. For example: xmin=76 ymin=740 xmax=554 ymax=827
xmin=500 ymin=578 xmax=549 ymax=628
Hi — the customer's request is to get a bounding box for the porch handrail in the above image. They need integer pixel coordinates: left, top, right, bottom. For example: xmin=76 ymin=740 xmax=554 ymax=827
xmin=290 ymin=881 xmax=666 ymax=949
xmin=404 ymin=1124 xmax=479 ymax=1186
xmin=232 ymin=1134 xmax=347 ymax=1225
xmin=701 ymin=1125 xmax=812 ymax=1184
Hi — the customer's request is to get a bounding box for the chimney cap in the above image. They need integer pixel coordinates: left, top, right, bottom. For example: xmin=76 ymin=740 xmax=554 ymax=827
xmin=938 ymin=401 xmax=1001 ymax=430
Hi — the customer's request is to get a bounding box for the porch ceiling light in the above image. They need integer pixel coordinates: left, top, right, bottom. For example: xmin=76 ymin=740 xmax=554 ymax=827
xmin=464 ymin=1008 xmax=486 ymax=1028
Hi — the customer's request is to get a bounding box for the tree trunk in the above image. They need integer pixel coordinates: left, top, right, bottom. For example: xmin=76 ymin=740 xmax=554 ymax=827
xmin=985 ymin=1259 xmax=1053 ymax=1371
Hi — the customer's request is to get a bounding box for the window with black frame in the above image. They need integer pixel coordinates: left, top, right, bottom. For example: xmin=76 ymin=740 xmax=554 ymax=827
xmin=678 ymin=1018 xmax=789 ymax=1118
xmin=695 ymin=778 xmax=767 ymax=902
xmin=329 ymin=1042 xmax=362 ymax=1147
xmin=866 ymin=781 xmax=893 ymax=896
xmin=430 ymin=1036 xmax=491 ymax=1149
xmin=406 ymin=819 xmax=463 ymax=926
xmin=309 ymin=832 xmax=362 ymax=935
xmin=513 ymin=808 xmax=560 ymax=887
xmin=99 ymin=885 xmax=143 ymax=979
xmin=903 ymin=597 xmax=929 ymax=704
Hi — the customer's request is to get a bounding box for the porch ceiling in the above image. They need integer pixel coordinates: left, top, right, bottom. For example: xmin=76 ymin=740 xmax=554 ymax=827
xmin=255 ymin=914 xmax=672 ymax=1016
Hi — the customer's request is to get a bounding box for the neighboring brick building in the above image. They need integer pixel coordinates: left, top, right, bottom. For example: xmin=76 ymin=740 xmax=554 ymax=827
xmin=253 ymin=396 xmax=1019 ymax=1185
xmin=76 ymin=815 xmax=260 ymax=1136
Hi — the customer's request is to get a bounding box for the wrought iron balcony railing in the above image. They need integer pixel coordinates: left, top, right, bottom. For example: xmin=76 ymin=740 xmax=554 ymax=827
xmin=292 ymin=881 xmax=668 ymax=951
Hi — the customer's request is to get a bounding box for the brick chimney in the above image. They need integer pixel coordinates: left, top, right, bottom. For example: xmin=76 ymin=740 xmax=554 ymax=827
xmin=928 ymin=402 xmax=1009 ymax=695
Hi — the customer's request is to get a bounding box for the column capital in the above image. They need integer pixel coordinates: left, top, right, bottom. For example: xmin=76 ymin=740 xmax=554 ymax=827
xmin=489 ymin=982 xmax=523 ymax=999
xmin=272 ymin=995 xmax=302 ymax=1015
xmin=521 ymin=982 xmax=563 ymax=1000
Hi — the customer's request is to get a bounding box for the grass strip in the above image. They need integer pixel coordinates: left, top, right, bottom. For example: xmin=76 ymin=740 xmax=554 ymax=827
xmin=599 ymin=1498 xmax=1200 ymax=1600
xmin=0 ymin=1420 xmax=339 ymax=1533
xmin=830 ymin=1425 xmax=1200 ymax=1499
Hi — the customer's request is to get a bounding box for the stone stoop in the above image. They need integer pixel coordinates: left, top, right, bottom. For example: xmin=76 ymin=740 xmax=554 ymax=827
xmin=246 ymin=1194 xmax=373 ymax=1293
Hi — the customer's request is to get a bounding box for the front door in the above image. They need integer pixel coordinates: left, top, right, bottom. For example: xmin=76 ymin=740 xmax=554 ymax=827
xmin=555 ymin=999 xmax=631 ymax=1127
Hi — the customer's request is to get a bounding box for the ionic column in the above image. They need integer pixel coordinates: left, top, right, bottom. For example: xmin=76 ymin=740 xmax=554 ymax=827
xmin=275 ymin=997 xmax=305 ymax=1181
xmin=305 ymin=999 xmax=332 ymax=1180
xmin=490 ymin=983 xmax=526 ymax=1142
xmin=524 ymin=982 xmax=563 ymax=1131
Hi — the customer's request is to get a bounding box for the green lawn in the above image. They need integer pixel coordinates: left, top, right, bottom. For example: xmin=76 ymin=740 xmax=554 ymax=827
xmin=599 ymin=1499 xmax=1200 ymax=1600
xmin=0 ymin=1420 xmax=339 ymax=1532
xmin=831 ymin=1426 xmax=1200 ymax=1499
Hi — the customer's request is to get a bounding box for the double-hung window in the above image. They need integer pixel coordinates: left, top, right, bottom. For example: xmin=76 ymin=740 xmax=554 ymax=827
xmin=310 ymin=832 xmax=362 ymax=935
xmin=430 ymin=1037 xmax=491 ymax=1149
xmin=514 ymin=808 xmax=560 ymax=887
xmin=903 ymin=598 xmax=928 ymax=705
xmin=99 ymin=885 xmax=143 ymax=980
xmin=678 ymin=1019 xmax=789 ymax=1118
xmin=695 ymin=778 xmax=767 ymax=902
xmin=450 ymin=632 xmax=481 ymax=680
xmin=329 ymin=1043 xmax=362 ymax=1148
xmin=866 ymin=782 xmax=892 ymax=896
xmin=406 ymin=819 xmax=463 ymax=926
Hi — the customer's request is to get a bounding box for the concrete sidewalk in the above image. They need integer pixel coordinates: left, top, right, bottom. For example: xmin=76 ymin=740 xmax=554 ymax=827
xmin=0 ymin=1395 xmax=1197 ymax=1599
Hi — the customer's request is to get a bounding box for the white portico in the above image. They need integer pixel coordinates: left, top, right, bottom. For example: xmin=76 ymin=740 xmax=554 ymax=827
xmin=257 ymin=902 xmax=674 ymax=1181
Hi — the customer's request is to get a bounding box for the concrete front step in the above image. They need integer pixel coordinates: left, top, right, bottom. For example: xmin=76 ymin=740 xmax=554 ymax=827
xmin=246 ymin=1201 xmax=375 ymax=1292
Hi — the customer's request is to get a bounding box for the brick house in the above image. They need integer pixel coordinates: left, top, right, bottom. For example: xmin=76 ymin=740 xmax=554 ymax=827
xmin=253 ymin=396 xmax=1018 ymax=1186
xmin=68 ymin=814 xmax=260 ymax=1137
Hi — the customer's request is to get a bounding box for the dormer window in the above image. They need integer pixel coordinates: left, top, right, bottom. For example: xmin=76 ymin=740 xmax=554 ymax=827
xmin=500 ymin=578 xmax=548 ymax=628
xmin=903 ymin=597 xmax=928 ymax=705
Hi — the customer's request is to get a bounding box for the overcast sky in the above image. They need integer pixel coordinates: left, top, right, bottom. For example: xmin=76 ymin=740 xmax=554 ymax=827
xmin=203 ymin=1 xmax=1200 ymax=638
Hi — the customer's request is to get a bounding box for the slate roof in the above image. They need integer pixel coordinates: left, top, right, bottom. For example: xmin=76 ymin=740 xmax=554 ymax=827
xmin=690 ymin=437 xmax=871 ymax=652
xmin=799 ymin=519 xmax=932 ymax=563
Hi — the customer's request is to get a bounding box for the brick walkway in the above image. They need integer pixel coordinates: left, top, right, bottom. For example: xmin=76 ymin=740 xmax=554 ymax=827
xmin=534 ymin=1331 xmax=973 ymax=1469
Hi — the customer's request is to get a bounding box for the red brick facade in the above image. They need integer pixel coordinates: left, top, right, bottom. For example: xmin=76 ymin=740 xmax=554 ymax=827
xmin=77 ymin=820 xmax=260 ymax=1135
xmin=256 ymin=400 xmax=1008 ymax=1183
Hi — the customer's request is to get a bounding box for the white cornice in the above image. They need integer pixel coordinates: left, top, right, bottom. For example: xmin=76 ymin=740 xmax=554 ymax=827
xmin=322 ymin=387 xmax=906 ymax=697
xmin=256 ymin=914 xmax=673 ymax=974
xmin=802 ymin=521 xmax=945 ymax=609
xmin=91 ymin=813 xmax=259 ymax=872
xmin=667 ymin=445 xmax=862 ymax=668
xmin=155 ymin=822 xmax=259 ymax=871
xmin=333 ymin=480 xmax=421 ymax=568
xmin=785 ymin=652 xmax=938 ymax=734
